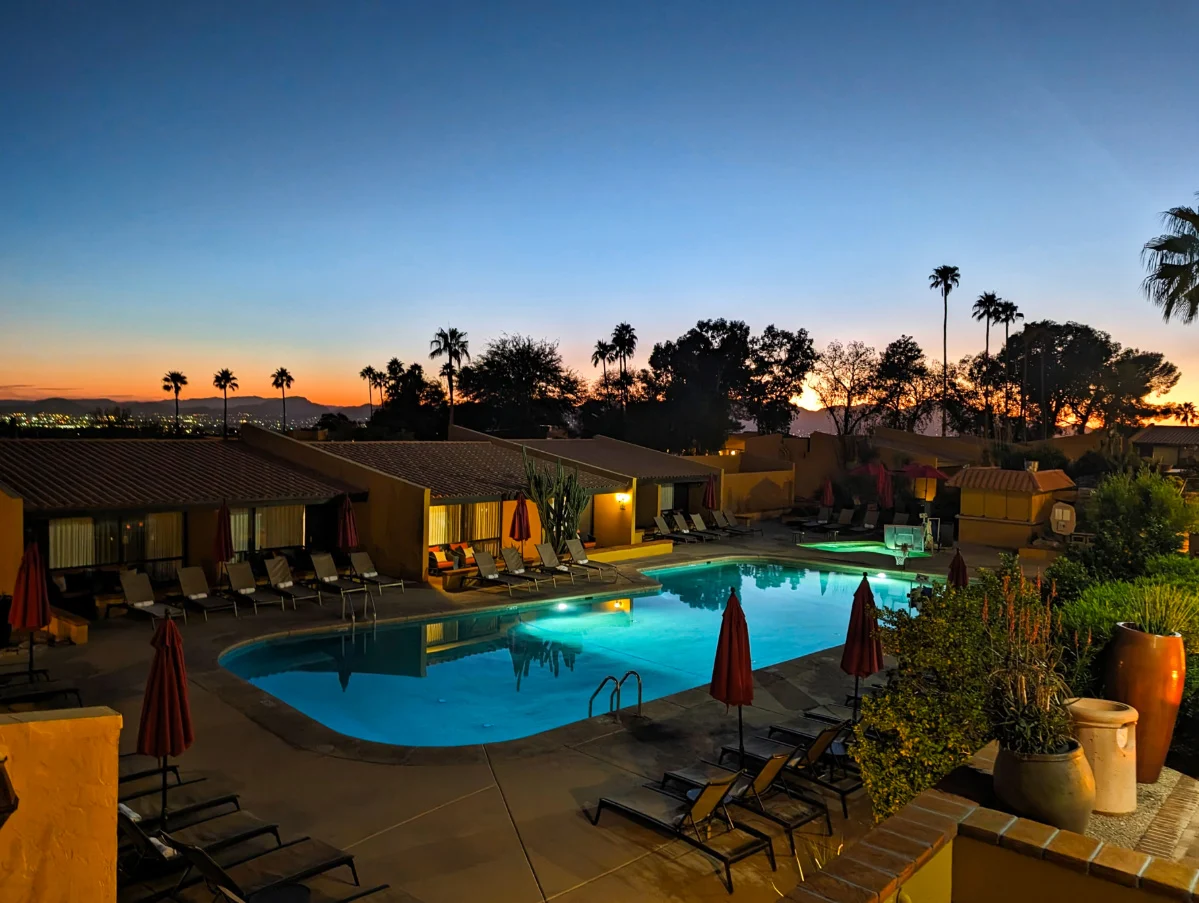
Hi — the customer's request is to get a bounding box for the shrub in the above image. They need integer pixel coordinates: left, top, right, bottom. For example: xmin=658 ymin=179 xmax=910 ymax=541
xmin=1144 ymin=554 xmax=1199 ymax=590
xmin=1085 ymin=471 xmax=1199 ymax=581
xmin=1045 ymin=555 xmax=1093 ymax=603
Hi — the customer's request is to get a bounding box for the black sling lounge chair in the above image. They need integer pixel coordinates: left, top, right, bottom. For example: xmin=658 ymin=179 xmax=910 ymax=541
xmin=118 ymin=777 xmax=241 ymax=828
xmin=265 ymin=557 xmax=321 ymax=609
xmin=564 ymin=539 xmax=619 ymax=580
xmin=118 ymin=809 xmax=283 ymax=886
xmin=534 ymin=543 xmax=593 ymax=584
xmin=474 ymin=550 xmax=535 ymax=596
xmin=673 ymin=512 xmax=718 ymax=542
xmin=0 ymin=679 xmax=82 ymax=708
xmin=348 ymin=551 xmax=404 ymax=595
xmin=690 ymin=512 xmax=731 ymax=538
xmin=500 ymin=547 xmax=556 ymax=589
xmin=588 ymin=772 xmax=776 ymax=894
xmin=722 ymin=508 xmax=763 ymax=535
xmin=711 ymin=510 xmax=753 ymax=536
xmin=653 ymin=514 xmax=698 ymax=543
xmin=307 ymin=553 xmax=374 ymax=621
xmin=177 ymin=566 xmax=239 ymax=620
xmin=226 ymin=562 xmax=286 ymax=614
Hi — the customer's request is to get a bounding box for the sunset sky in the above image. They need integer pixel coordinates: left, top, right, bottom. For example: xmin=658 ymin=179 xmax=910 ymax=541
xmin=2 ymin=2 xmax=1197 ymax=409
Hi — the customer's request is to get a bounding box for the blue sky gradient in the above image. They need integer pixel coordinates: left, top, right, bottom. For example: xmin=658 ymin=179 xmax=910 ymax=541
xmin=2 ymin=1 xmax=1197 ymax=404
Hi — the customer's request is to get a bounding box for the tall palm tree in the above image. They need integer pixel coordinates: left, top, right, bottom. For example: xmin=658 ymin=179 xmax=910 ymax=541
xmin=429 ymin=327 xmax=471 ymax=426
xmin=993 ymin=300 xmax=1023 ymax=440
xmin=359 ymin=365 xmax=379 ymax=418
xmin=161 ymin=371 xmax=188 ymax=434
xmin=591 ymin=339 xmax=616 ymax=399
xmin=370 ymin=370 xmax=386 ymax=408
xmin=610 ymin=323 xmax=637 ymax=407
xmin=212 ymin=368 xmax=238 ymax=438
xmin=1143 ymin=193 xmax=1199 ymax=323
xmin=270 ymin=367 xmax=294 ymax=431
xmin=929 ymin=265 xmax=961 ymax=435
xmin=972 ymin=291 xmax=1003 ymax=437
xmin=1176 ymin=402 xmax=1197 ymax=426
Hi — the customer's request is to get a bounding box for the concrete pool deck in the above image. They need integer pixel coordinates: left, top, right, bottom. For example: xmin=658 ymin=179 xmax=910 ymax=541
xmin=5 ymin=527 xmax=990 ymax=901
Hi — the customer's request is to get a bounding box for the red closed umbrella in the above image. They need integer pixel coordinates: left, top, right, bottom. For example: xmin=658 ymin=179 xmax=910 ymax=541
xmin=899 ymin=463 xmax=950 ymax=481
xmin=711 ymin=588 xmax=754 ymax=766
xmin=851 ymin=462 xmax=893 ymax=509
xmin=948 ymin=548 xmax=969 ymax=588
xmin=136 ymin=620 xmax=195 ymax=824
xmin=841 ymin=574 xmax=884 ymax=719
xmin=10 ymin=543 xmax=51 ymax=677
xmin=702 ymin=474 xmax=718 ymax=511
xmin=820 ymin=477 xmax=835 ymax=508
xmin=510 ymin=491 xmax=532 ymax=557
xmin=337 ymin=494 xmax=359 ymax=551
xmin=212 ymin=501 xmax=234 ymax=579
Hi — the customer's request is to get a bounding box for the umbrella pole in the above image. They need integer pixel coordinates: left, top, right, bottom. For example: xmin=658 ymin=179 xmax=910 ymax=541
xmin=160 ymin=756 xmax=169 ymax=827
xmin=852 ymin=676 xmax=860 ymax=722
xmin=27 ymin=632 xmax=35 ymax=677
xmin=738 ymin=706 xmax=745 ymax=770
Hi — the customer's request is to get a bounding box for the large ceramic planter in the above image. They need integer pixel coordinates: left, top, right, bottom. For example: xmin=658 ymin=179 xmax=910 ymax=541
xmin=1105 ymin=622 xmax=1185 ymax=784
xmin=993 ymin=741 xmax=1096 ymax=833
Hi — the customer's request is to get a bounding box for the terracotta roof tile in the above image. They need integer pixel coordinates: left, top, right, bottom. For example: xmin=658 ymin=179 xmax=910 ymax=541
xmin=0 ymin=439 xmax=353 ymax=514
xmin=946 ymin=466 xmax=1075 ymax=493
xmin=518 ymin=437 xmax=720 ymax=483
xmin=320 ymin=441 xmax=627 ymax=500
xmin=1131 ymin=426 xmax=1199 ymax=447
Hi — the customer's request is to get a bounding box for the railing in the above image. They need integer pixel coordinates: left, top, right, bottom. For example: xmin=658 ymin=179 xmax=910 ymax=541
xmin=588 ymin=676 xmax=619 ymax=719
xmin=616 ymin=670 xmax=642 ymax=716
xmin=588 ymin=670 xmax=643 ymax=719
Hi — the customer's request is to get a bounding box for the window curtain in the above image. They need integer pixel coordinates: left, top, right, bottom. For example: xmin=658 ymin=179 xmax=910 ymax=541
xmin=230 ymin=508 xmax=251 ymax=554
xmin=256 ymin=505 xmax=305 ymax=550
xmin=48 ymin=517 xmax=95 ymax=569
xmin=469 ymin=501 xmax=501 ymax=540
xmin=94 ymin=517 xmax=120 ymax=565
xmin=659 ymin=483 xmax=675 ymax=511
xmin=428 ymin=504 xmax=463 ymax=546
xmin=145 ymin=512 xmax=183 ymax=561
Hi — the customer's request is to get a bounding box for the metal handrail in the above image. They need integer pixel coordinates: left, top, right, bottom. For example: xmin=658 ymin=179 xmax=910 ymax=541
xmin=588 ymin=675 xmax=620 ymax=718
xmin=615 ymin=670 xmax=643 ymax=716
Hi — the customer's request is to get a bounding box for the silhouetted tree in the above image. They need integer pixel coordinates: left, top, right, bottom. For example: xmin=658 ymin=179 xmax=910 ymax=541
xmin=271 ymin=367 xmax=294 ymax=431
xmin=1143 ymin=192 xmax=1199 ymax=324
xmin=213 ymin=368 xmax=238 ymax=438
xmin=429 ymin=327 xmax=471 ymax=427
xmin=162 ymin=371 xmax=188 ymax=433
xmin=929 ymin=265 xmax=961 ymax=435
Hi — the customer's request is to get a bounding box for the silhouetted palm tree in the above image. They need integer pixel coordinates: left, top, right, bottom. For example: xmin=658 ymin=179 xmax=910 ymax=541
xmin=359 ymin=365 xmax=380 ymax=418
xmin=212 ymin=368 xmax=238 ymax=438
xmin=591 ymin=339 xmax=616 ymax=398
xmin=929 ymin=265 xmax=961 ymax=435
xmin=972 ymin=291 xmax=1003 ymax=437
xmin=994 ymin=300 xmax=1022 ymax=440
xmin=1176 ymin=402 xmax=1197 ymax=426
xmin=162 ymin=371 xmax=188 ymax=433
xmin=610 ymin=323 xmax=637 ymax=406
xmin=1143 ymin=192 xmax=1199 ymax=324
xmin=429 ymin=327 xmax=471 ymax=426
xmin=271 ymin=367 xmax=294 ymax=431
xmin=370 ymin=370 xmax=386 ymax=408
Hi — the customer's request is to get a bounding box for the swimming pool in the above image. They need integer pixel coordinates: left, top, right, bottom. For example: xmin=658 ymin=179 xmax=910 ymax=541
xmin=220 ymin=559 xmax=917 ymax=747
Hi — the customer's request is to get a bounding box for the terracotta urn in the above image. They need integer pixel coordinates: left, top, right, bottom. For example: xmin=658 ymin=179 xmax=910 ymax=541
xmin=1106 ymin=622 xmax=1186 ymax=783
xmin=993 ymin=741 xmax=1096 ymax=833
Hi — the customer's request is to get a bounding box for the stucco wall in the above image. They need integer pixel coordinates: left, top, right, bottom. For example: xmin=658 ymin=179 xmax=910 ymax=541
xmin=634 ymin=482 xmax=660 ymax=529
xmin=952 ymin=837 xmax=1141 ymax=903
xmin=689 ymin=453 xmax=794 ymax=514
xmin=733 ymin=432 xmax=841 ymax=501
xmin=0 ymin=486 xmax=23 ymax=596
xmin=186 ymin=507 xmax=219 ymax=583
xmin=0 ymin=707 xmax=123 ymax=903
xmin=593 ymin=486 xmax=636 ymax=548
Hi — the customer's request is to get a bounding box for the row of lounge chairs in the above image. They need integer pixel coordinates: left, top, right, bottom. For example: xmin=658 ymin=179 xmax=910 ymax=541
xmin=473 ymin=542 xmax=620 ymax=596
xmin=651 ymin=510 xmax=761 ymax=545
xmin=792 ymin=506 xmax=909 ymax=535
xmin=116 ymin=755 xmax=388 ymax=903
xmin=113 ymin=552 xmax=404 ymax=627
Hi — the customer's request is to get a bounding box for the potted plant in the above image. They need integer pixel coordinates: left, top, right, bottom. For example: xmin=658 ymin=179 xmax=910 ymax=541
xmin=1106 ymin=585 xmax=1197 ymax=783
xmin=986 ymin=580 xmax=1095 ymax=832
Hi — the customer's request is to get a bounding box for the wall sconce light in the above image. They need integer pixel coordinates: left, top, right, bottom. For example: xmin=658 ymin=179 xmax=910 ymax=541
xmin=615 ymin=492 xmax=631 ymax=510
xmin=0 ymin=756 xmax=18 ymax=830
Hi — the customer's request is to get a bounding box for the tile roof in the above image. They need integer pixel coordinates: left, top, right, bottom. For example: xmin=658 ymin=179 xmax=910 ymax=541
xmin=869 ymin=427 xmax=988 ymax=466
xmin=319 ymin=441 xmax=627 ymax=500
xmin=518 ymin=437 xmax=721 ymax=483
xmin=946 ymin=467 xmax=1075 ymax=493
xmin=0 ymin=439 xmax=353 ymax=514
xmin=1131 ymin=426 xmax=1199 ymax=447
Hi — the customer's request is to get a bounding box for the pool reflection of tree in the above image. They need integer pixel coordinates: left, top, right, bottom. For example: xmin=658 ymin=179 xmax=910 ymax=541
xmin=509 ymin=632 xmax=582 ymax=691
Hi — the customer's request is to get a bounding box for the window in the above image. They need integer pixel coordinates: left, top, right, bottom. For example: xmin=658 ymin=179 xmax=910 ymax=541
xmin=230 ymin=508 xmax=251 ymax=554
xmin=255 ymin=505 xmax=305 ymax=550
xmin=659 ymin=483 xmax=675 ymax=511
xmin=429 ymin=504 xmax=463 ymax=546
xmin=428 ymin=501 xmax=502 ymax=554
xmin=48 ymin=517 xmax=95 ymax=569
xmin=48 ymin=511 xmax=181 ymax=580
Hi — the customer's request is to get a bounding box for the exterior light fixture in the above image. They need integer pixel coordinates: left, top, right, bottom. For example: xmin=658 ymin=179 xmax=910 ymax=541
xmin=615 ymin=492 xmax=631 ymax=510
xmin=0 ymin=756 xmax=18 ymax=830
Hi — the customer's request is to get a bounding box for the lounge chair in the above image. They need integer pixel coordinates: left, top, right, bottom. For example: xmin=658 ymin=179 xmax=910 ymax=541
xmin=265 ymin=556 xmax=321 ymax=609
xmin=116 ymin=570 xmax=187 ymax=626
xmin=724 ymin=722 xmax=862 ymax=817
xmin=588 ymin=772 xmax=776 ymax=893
xmin=226 ymin=562 xmax=285 ymax=614
xmin=794 ymin=506 xmax=830 ymax=528
xmin=564 ymin=539 xmax=619 ymax=580
xmin=661 ymin=751 xmax=831 ymax=854
xmin=847 ymin=507 xmax=881 ymax=535
xmin=157 ymin=831 xmax=387 ymax=903
xmin=652 ymin=514 xmax=698 ymax=543
xmin=722 ymin=507 xmax=763 ymax=535
xmin=177 ymin=566 xmax=238 ymax=620
xmin=118 ymin=808 xmax=283 ymax=887
xmin=500 ymin=547 xmax=556 ymax=589
xmin=119 ymin=778 xmax=241 ymax=829
xmin=534 ymin=543 xmax=593 ymax=583
xmin=690 ymin=512 xmax=730 ymax=539
xmin=474 ymin=549 xmax=535 ymax=596
xmin=348 ymin=551 xmax=404 ymax=595
xmin=672 ymin=513 xmax=717 ymax=542
xmin=308 ymin=553 xmax=374 ymax=621
xmin=711 ymin=510 xmax=753 ymax=537
xmin=892 ymin=512 xmax=909 ymax=526
xmin=0 ymin=679 xmax=82 ymax=708
xmin=813 ymin=508 xmax=854 ymax=534
xmin=120 ymin=753 xmax=181 ymax=786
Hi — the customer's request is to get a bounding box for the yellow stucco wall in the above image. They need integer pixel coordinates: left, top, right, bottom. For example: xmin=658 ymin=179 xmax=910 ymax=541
xmin=634 ymin=482 xmax=661 ymax=529
xmin=0 ymin=486 xmax=23 ymax=596
xmin=958 ymin=486 xmax=1061 ymax=548
xmin=952 ymin=837 xmax=1142 ymax=903
xmin=0 ymin=707 xmax=123 ymax=903
xmin=241 ymin=426 xmax=431 ymax=582
xmin=593 ymin=486 xmax=636 ymax=548
xmin=688 ymin=453 xmax=794 ymax=514
xmin=884 ymin=841 xmax=952 ymax=903
xmin=501 ymin=498 xmax=544 ymax=558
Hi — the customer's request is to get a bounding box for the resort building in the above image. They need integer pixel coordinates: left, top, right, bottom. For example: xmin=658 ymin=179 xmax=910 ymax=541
xmin=1131 ymin=425 xmax=1199 ymax=469
xmin=947 ymin=465 xmax=1076 ymax=548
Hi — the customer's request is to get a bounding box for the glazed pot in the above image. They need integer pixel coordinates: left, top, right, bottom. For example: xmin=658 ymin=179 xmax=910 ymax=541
xmin=993 ymin=741 xmax=1096 ymax=833
xmin=1106 ymin=622 xmax=1186 ymax=783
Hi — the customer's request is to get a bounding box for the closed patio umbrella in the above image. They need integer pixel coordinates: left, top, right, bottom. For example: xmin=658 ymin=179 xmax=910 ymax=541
xmin=948 ymin=548 xmax=969 ymax=589
xmin=820 ymin=478 xmax=834 ymax=509
xmin=703 ymin=474 xmax=718 ymax=511
xmin=9 ymin=543 xmax=51 ymax=677
xmin=899 ymin=463 xmax=949 ymax=481
xmin=851 ymin=462 xmax=893 ymax=509
xmin=136 ymin=619 xmax=194 ymax=825
xmin=337 ymin=494 xmax=359 ymax=551
xmin=510 ymin=491 xmax=532 ymax=557
xmin=212 ymin=501 xmax=234 ymax=580
xmin=841 ymin=574 xmax=884 ymax=720
xmin=710 ymin=588 xmax=754 ymax=767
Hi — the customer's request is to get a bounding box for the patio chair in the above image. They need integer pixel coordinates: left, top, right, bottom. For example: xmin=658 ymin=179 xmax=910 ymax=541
xmin=348 ymin=551 xmax=404 ymax=595
xmin=265 ymin=556 xmax=321 ymax=609
xmin=722 ymin=507 xmax=763 ymax=535
xmin=652 ymin=514 xmax=698 ymax=543
xmin=177 ymin=566 xmax=238 ymax=620
xmin=588 ymin=772 xmax=776 ymax=894
xmin=500 ymin=547 xmax=556 ymax=589
xmin=661 ymin=751 xmax=831 ymax=854
xmin=0 ymin=679 xmax=82 ymax=707
xmin=118 ymin=778 xmax=241 ymax=829
xmin=812 ymin=508 xmax=854 ymax=534
xmin=226 ymin=562 xmax=286 ymax=614
xmin=118 ymin=808 xmax=283 ymax=885
xmin=120 ymin=752 xmax=181 ymax=786
xmin=307 ymin=553 xmax=374 ymax=621
xmin=564 ymin=538 xmax=619 ymax=580
xmin=726 ymin=721 xmax=862 ymax=817
xmin=690 ymin=512 xmax=730 ymax=539
xmin=672 ymin=512 xmax=717 ymax=542
xmin=474 ymin=549 xmax=535 ymax=596
xmin=711 ymin=510 xmax=753 ymax=537
xmin=847 ymin=508 xmax=881 ymax=535
xmin=534 ymin=543 xmax=594 ymax=583
xmin=156 ymin=831 xmax=388 ymax=903
xmin=795 ymin=506 xmax=830 ymax=528
xmin=116 ymin=570 xmax=187 ymax=626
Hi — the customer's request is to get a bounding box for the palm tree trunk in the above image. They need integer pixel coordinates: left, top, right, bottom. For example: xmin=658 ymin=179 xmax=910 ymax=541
xmin=448 ymin=371 xmax=455 ymax=428
xmin=174 ymin=392 xmax=180 ymax=434
xmin=367 ymin=384 xmax=373 ymax=418
xmin=941 ymin=289 xmax=948 ymax=436
xmin=1003 ymin=324 xmax=1010 ymax=442
xmin=222 ymin=389 xmax=228 ymax=439
xmin=983 ymin=320 xmax=991 ymax=439
xmin=281 ymin=389 xmax=287 ymax=432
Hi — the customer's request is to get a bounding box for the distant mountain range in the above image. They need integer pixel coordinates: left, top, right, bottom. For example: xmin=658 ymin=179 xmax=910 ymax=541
xmin=0 ymin=395 xmax=370 ymax=422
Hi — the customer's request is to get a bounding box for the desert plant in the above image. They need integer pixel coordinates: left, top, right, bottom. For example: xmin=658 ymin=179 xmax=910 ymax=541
xmin=523 ymin=451 xmax=588 ymax=555
xmin=1129 ymin=583 xmax=1199 ymax=637
xmin=1144 ymin=554 xmax=1199 ymax=589
xmin=1085 ymin=471 xmax=1199 ymax=580
xmin=1045 ymin=555 xmax=1093 ymax=604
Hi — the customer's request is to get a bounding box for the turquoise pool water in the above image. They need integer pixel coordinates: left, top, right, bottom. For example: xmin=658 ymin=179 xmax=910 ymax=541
xmin=220 ymin=560 xmax=918 ymax=747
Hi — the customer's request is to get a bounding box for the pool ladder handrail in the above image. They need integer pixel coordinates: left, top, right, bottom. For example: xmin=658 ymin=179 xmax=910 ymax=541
xmin=587 ymin=670 xmax=643 ymax=719
xmin=588 ymin=675 xmax=619 ymax=719
xmin=615 ymin=670 xmax=643 ymax=716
